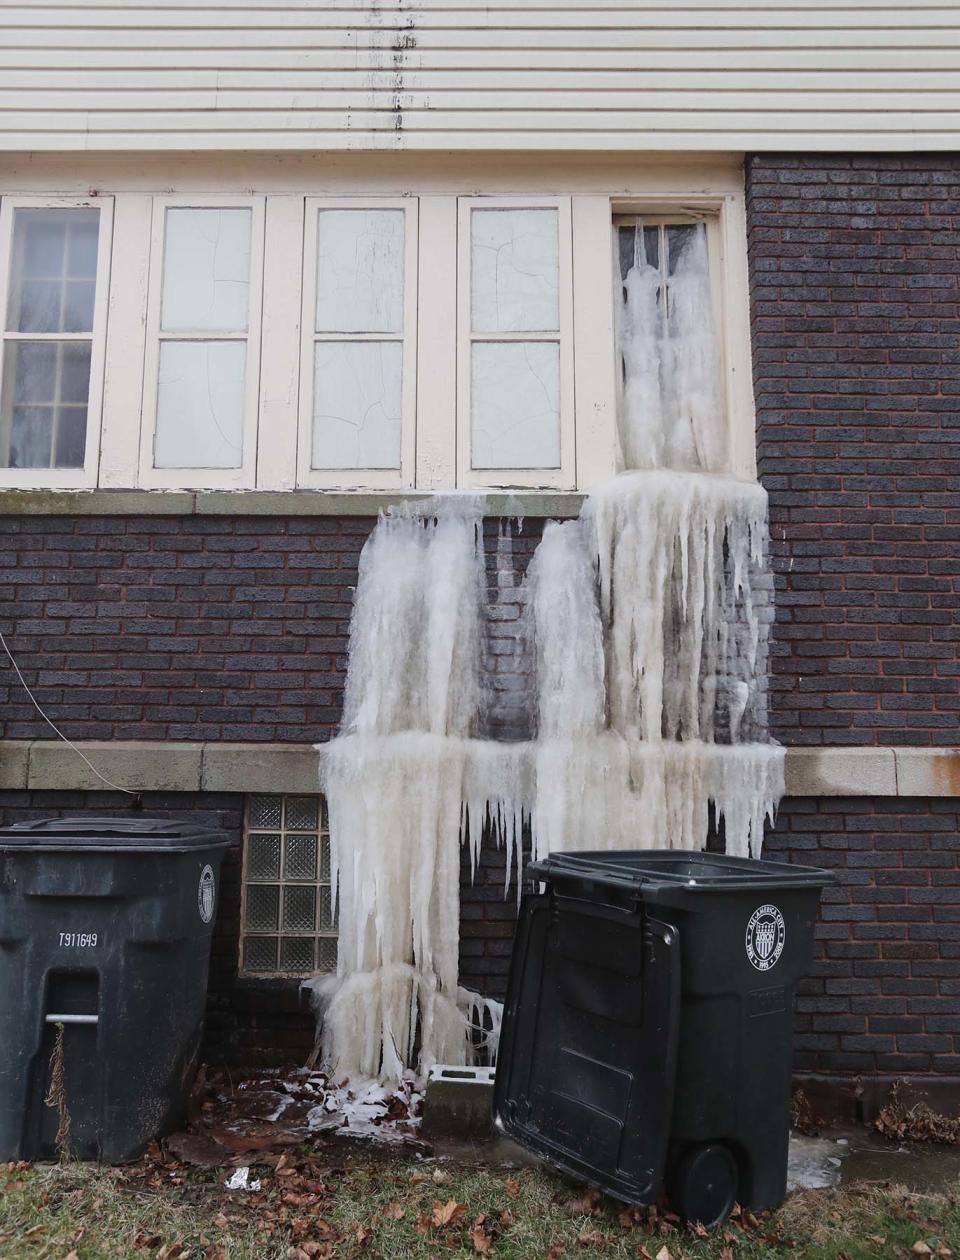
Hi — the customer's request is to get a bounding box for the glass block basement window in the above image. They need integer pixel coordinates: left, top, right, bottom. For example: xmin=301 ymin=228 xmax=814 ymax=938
xmin=241 ymin=794 xmax=337 ymax=977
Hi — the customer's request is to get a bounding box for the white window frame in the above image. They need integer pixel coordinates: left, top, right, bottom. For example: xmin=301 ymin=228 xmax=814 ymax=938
xmin=0 ymin=195 xmax=113 ymax=489
xmin=297 ymin=197 xmax=418 ymax=490
xmin=611 ymin=197 xmax=755 ymax=480
xmin=456 ymin=196 xmax=575 ymax=491
xmin=138 ymin=195 xmax=265 ymax=490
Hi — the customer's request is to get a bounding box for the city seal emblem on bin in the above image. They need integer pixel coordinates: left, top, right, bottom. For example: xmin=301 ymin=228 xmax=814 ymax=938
xmin=745 ymin=903 xmax=785 ymax=971
xmin=198 ymin=864 xmax=216 ymax=924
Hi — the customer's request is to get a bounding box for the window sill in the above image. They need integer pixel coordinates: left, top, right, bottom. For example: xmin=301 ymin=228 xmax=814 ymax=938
xmin=0 ymin=487 xmax=584 ymax=518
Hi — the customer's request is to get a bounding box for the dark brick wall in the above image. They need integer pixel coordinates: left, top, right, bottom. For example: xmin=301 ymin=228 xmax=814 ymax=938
xmin=766 ymin=797 xmax=960 ymax=1078
xmin=0 ymin=515 xmax=540 ymax=744
xmin=747 ymin=154 xmax=960 ymax=748
xmin=0 ymin=516 xmax=365 ymax=743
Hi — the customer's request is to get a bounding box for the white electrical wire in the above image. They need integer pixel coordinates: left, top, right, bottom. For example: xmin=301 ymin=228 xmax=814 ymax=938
xmin=0 ymin=625 xmax=138 ymax=797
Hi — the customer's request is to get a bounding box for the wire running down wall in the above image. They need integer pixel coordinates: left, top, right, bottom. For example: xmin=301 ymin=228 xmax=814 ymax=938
xmin=0 ymin=0 xmax=957 ymax=153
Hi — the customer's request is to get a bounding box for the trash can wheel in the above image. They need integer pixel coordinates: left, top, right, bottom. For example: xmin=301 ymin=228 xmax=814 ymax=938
xmin=666 ymin=1142 xmax=739 ymax=1228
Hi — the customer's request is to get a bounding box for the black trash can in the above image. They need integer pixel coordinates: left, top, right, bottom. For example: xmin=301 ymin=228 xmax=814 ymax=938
xmin=0 ymin=816 xmax=230 ymax=1162
xmin=493 ymin=850 xmax=833 ymax=1225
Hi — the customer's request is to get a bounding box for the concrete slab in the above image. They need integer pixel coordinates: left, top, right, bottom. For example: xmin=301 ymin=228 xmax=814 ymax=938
xmin=0 ymin=739 xmax=30 ymax=789
xmin=895 ymin=746 xmax=960 ymax=797
xmin=784 ymin=747 xmax=897 ymax=797
xmin=421 ymin=1065 xmax=496 ymax=1142
xmin=201 ymin=743 xmax=321 ymax=794
xmin=27 ymin=740 xmax=202 ymax=792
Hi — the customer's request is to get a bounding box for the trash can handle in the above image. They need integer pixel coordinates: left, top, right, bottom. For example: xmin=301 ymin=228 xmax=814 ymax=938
xmin=44 ymin=1014 xmax=98 ymax=1026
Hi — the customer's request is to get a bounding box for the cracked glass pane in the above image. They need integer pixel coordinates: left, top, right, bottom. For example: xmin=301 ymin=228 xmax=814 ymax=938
xmin=312 ymin=340 xmax=402 ymax=470
xmin=471 ymin=341 xmax=560 ymax=470
xmin=315 ymin=209 xmax=404 ymax=334
xmin=161 ymin=208 xmax=251 ymax=333
xmin=471 ymin=208 xmax=559 ymax=334
xmin=154 ymin=339 xmax=245 ymax=469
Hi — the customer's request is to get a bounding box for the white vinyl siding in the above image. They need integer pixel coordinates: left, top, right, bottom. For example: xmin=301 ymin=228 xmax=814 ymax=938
xmin=0 ymin=2 xmax=956 ymax=152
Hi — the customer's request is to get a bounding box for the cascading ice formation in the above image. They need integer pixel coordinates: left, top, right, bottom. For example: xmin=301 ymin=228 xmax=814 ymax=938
xmin=310 ymin=221 xmax=784 ymax=1084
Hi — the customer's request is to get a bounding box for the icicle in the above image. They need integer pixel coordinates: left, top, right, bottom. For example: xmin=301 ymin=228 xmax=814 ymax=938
xmin=582 ymin=470 xmax=770 ymax=744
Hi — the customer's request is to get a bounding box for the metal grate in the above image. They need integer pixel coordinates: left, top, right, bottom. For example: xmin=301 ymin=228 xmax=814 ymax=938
xmin=241 ymin=794 xmax=337 ymax=977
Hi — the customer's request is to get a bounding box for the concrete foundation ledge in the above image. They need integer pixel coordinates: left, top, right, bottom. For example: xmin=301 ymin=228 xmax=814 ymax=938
xmin=3 ymin=740 xmax=960 ymax=798
xmin=0 ymin=739 xmax=322 ymax=795
xmin=794 ymin=1074 xmax=960 ymax=1128
xmin=0 ymin=487 xmax=583 ymax=519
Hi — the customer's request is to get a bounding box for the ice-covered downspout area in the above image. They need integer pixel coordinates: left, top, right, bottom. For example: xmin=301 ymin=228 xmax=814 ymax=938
xmin=524 ymin=471 xmax=783 ymax=863
xmin=308 ymin=221 xmax=783 ymax=1083
xmin=313 ymin=499 xmax=521 ymax=1081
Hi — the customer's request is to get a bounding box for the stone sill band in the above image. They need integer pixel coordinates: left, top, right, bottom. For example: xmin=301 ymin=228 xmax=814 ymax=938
xmin=0 ymin=489 xmax=584 ymax=518
xmin=0 ymin=741 xmax=957 ymax=798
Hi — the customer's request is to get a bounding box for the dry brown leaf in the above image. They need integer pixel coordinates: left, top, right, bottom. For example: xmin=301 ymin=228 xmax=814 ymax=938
xmin=565 ymin=1189 xmax=602 ymax=1216
xmin=24 ymin=1225 xmax=46 ymax=1239
xmin=504 ymin=1177 xmax=521 ymax=1200
xmin=432 ymin=1169 xmax=449 ymax=1184
xmin=384 ymin=1200 xmax=406 ymax=1220
xmin=432 ymin=1199 xmax=466 ymax=1228
xmin=413 ymin=1212 xmax=432 ymax=1236
xmin=499 ymin=1209 xmax=514 ymax=1229
xmin=720 ymin=1249 xmax=735 ymax=1260
xmin=577 ymin=1231 xmax=606 ymax=1245
xmin=913 ymin=1245 xmax=934 ymax=1257
xmin=655 ymin=1247 xmax=674 ymax=1260
xmin=63 ymin=1252 xmax=80 ymax=1260
xmin=546 ymin=1245 xmax=567 ymax=1260
xmin=470 ymin=1223 xmax=493 ymax=1254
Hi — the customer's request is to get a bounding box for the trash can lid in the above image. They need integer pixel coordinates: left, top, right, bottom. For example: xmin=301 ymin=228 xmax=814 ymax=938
xmin=0 ymin=815 xmax=231 ymax=853
xmin=529 ymin=849 xmax=834 ymax=897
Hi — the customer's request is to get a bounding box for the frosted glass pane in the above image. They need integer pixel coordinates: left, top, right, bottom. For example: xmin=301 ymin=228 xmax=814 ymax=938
xmin=8 ymin=208 xmax=99 ymax=334
xmin=249 ymin=795 xmax=282 ymax=829
xmin=471 ymin=208 xmax=559 ymax=333
xmin=161 ymin=208 xmax=251 ymax=332
xmin=315 ymin=209 xmax=404 ymax=334
xmin=312 ymin=340 xmax=402 ymax=470
xmin=280 ymin=936 xmax=315 ymax=973
xmin=1 ymin=341 xmax=91 ymax=470
xmin=154 ymin=340 xmax=245 ymax=469
xmin=471 ymin=341 xmax=560 ymax=470
xmin=317 ymin=937 xmax=338 ymax=972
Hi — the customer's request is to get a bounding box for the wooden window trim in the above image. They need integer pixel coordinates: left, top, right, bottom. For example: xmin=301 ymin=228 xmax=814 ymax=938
xmin=456 ymin=195 xmax=575 ymax=491
xmin=297 ymin=197 xmax=418 ymax=491
xmin=0 ymin=194 xmax=113 ymax=489
xmin=138 ymin=194 xmax=265 ymax=490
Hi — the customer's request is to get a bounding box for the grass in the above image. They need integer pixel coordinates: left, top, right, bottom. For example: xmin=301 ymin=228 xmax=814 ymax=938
xmin=0 ymin=1155 xmax=958 ymax=1260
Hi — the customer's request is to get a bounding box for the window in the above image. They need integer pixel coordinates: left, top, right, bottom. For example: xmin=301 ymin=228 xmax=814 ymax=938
xmin=139 ymin=198 xmax=265 ymax=488
xmin=457 ymin=198 xmax=575 ymax=489
xmin=241 ymin=794 xmax=337 ymax=977
xmin=298 ymin=199 xmax=418 ymax=488
xmin=0 ymin=198 xmax=112 ymax=484
xmin=0 ymin=178 xmax=755 ymax=491
xmin=614 ymin=215 xmax=727 ymax=472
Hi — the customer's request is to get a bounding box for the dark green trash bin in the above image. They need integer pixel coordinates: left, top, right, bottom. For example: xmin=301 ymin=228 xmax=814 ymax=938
xmin=493 ymin=850 xmax=833 ymax=1225
xmin=0 ymin=816 xmax=230 ymax=1163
